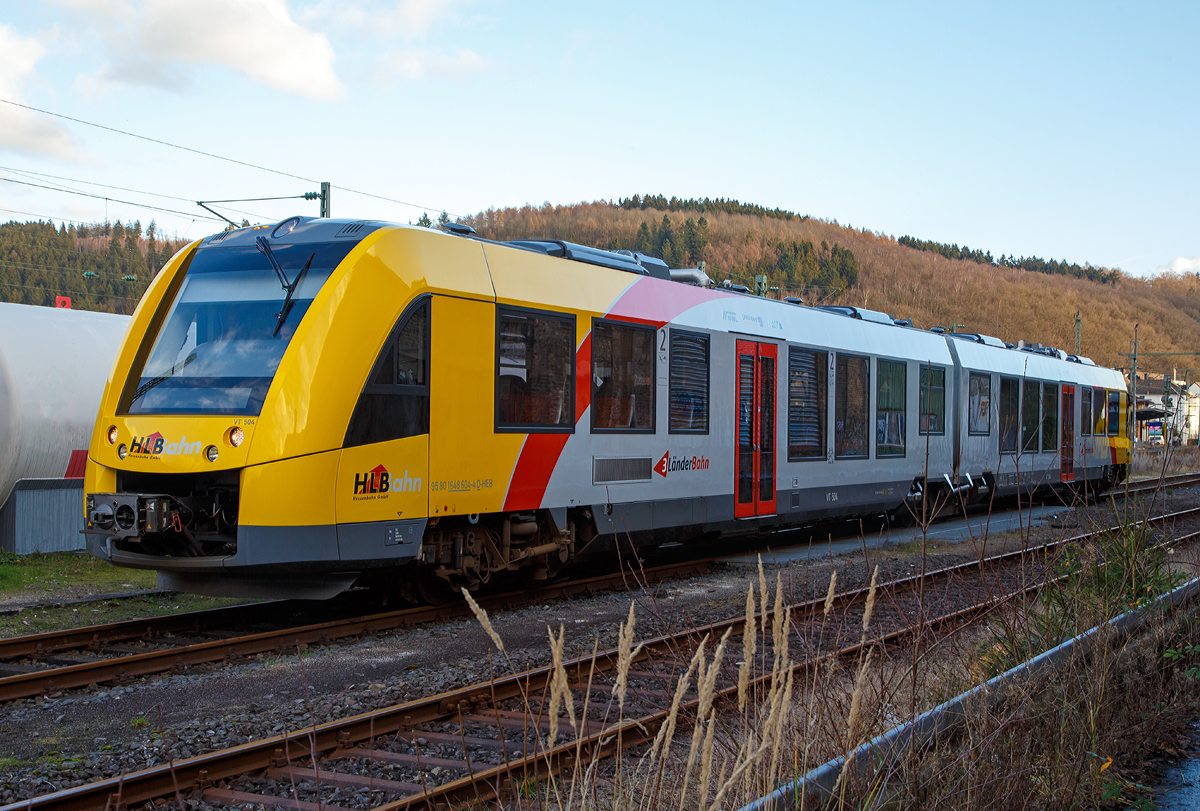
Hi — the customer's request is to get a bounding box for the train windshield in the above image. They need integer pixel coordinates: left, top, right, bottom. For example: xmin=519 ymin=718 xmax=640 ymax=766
xmin=124 ymin=240 xmax=355 ymax=415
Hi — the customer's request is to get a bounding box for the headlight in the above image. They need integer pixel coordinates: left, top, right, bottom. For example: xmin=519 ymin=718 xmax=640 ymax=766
xmin=117 ymin=444 xmax=128 ymax=459
xmin=107 ymin=425 xmax=118 ymax=444
xmin=227 ymin=426 xmax=244 ymax=447
xmin=205 ymin=445 xmax=219 ymax=463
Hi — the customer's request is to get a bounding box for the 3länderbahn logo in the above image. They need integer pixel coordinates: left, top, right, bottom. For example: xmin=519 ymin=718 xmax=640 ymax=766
xmin=654 ymin=451 xmax=710 ymax=477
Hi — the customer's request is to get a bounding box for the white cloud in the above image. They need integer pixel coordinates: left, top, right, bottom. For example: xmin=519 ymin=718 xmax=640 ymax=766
xmin=375 ymin=47 xmax=491 ymax=82
xmin=305 ymin=0 xmax=467 ymax=40
xmin=1168 ymin=254 xmax=1200 ymax=274
xmin=385 ymin=0 xmax=464 ymax=38
xmin=0 ymin=25 xmax=80 ymax=160
xmin=75 ymin=0 xmax=343 ymax=100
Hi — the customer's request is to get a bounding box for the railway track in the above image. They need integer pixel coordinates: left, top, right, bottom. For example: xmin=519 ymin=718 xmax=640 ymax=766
xmin=1126 ymin=472 xmax=1200 ymax=492
xmin=0 ymin=474 xmax=1193 ymax=705
xmin=10 ymin=504 xmax=1199 ymax=811
xmin=0 ymin=559 xmax=715 ymax=703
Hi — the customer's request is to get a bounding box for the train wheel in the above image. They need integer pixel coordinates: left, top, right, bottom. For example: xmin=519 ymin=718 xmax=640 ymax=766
xmin=417 ymin=575 xmax=454 ymax=606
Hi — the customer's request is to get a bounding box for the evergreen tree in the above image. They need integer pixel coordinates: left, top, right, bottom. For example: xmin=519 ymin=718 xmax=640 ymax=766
xmin=635 ymin=221 xmax=652 ymax=254
xmin=416 ymin=212 xmax=433 ymax=228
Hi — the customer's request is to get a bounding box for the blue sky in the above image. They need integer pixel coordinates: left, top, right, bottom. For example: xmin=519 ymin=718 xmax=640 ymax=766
xmin=1 ymin=0 xmax=1196 ymax=276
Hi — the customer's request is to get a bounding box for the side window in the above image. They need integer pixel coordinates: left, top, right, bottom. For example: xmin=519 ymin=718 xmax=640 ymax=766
xmin=835 ymin=354 xmax=869 ymax=458
xmin=788 ymin=347 xmax=827 ymax=460
xmin=591 ymin=319 xmax=655 ymax=432
xmin=1021 ymin=380 xmax=1041 ymax=453
xmin=876 ymin=359 xmax=906 ymax=457
xmin=1042 ymin=383 xmax=1059 ymax=451
xmin=1080 ymin=387 xmax=1092 ymax=436
xmin=1094 ymin=387 xmax=1107 ymax=435
xmin=919 ymin=365 xmax=946 ymax=435
xmin=999 ymin=376 xmax=1019 ymax=453
xmin=345 ymin=297 xmax=430 ymax=447
xmin=968 ymin=372 xmax=991 ymax=436
xmin=1107 ymin=390 xmax=1120 ymax=437
xmin=669 ymin=329 xmax=709 ymax=433
xmin=496 ymin=307 xmax=575 ymax=432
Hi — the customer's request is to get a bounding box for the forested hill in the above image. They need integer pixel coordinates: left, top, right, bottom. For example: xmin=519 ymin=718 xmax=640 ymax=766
xmin=897 ymin=234 xmax=1121 ymax=284
xmin=6 ymin=199 xmax=1197 ymax=376
xmin=0 ymin=220 xmax=187 ymax=314
xmin=465 ymin=199 xmax=1199 ymax=374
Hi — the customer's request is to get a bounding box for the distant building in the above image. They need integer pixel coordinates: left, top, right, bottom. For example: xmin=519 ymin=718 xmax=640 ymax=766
xmin=1132 ymin=373 xmax=1200 ymax=445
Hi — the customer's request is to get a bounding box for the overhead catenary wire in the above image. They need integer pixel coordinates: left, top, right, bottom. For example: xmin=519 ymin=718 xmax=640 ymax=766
xmin=0 ymin=176 xmax=225 ymax=223
xmin=0 ymin=165 xmax=274 ymax=223
xmin=0 ymin=97 xmax=458 ymax=218
xmin=0 ymin=279 xmax=140 ymax=303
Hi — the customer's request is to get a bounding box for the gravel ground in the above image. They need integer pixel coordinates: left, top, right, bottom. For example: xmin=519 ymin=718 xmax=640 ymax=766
xmin=3 ymin=486 xmax=1199 ymax=804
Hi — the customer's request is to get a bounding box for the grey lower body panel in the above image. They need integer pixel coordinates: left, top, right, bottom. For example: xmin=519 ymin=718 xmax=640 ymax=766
xmin=90 ymin=519 xmax=423 ymax=584
xmin=588 ymin=482 xmax=908 ymax=551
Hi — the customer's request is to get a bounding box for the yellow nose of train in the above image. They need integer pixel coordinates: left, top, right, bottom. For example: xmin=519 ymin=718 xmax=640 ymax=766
xmin=85 ymin=216 xmax=1131 ymax=601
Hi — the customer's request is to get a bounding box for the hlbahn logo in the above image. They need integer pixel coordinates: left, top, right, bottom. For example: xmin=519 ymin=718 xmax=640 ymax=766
xmin=129 ymin=431 xmax=201 ymax=457
xmin=353 ymin=464 xmax=422 ymax=495
xmin=654 ymin=451 xmax=710 ymax=477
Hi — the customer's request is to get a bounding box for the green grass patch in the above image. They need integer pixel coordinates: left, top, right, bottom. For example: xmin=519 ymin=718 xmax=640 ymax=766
xmin=0 ymin=550 xmax=157 ymax=597
xmin=0 ymin=592 xmax=260 ymax=638
xmin=0 ymin=550 xmax=260 ymax=637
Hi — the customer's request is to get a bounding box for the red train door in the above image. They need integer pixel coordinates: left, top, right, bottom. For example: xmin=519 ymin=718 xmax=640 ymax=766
xmin=735 ymin=340 xmax=777 ymax=518
xmin=1061 ymin=384 xmax=1075 ymax=483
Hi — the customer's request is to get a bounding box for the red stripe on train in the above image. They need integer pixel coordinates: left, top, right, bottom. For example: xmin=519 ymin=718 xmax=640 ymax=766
xmin=502 ymin=278 xmax=730 ymax=510
xmin=502 ymin=333 xmax=592 ymax=511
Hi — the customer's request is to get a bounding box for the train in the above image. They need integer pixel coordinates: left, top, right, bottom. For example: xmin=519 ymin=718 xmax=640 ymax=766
xmin=82 ymin=216 xmax=1131 ymax=600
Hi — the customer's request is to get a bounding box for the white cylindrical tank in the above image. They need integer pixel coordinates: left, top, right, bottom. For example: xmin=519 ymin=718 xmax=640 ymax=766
xmin=0 ymin=303 xmax=131 ymax=506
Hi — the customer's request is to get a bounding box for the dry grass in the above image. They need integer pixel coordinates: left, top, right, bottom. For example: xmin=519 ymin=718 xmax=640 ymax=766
xmin=1132 ymin=445 xmax=1200 ymax=479
xmin=463 ymin=494 xmax=1200 ymax=811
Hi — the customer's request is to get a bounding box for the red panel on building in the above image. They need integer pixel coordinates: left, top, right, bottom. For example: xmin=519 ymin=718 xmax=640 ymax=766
xmin=64 ymin=449 xmax=88 ymax=479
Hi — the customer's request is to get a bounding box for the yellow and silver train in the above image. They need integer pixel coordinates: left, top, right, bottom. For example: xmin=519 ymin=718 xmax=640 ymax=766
xmin=84 ymin=217 xmax=1130 ymax=599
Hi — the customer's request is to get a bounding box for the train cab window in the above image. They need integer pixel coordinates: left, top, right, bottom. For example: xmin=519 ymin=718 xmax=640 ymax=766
xmin=345 ymin=297 xmax=430 ymax=447
xmin=999 ymin=376 xmax=1019 ymax=453
xmin=592 ymin=319 xmax=655 ymax=432
xmin=968 ymin=373 xmax=991 ymax=435
xmin=496 ymin=307 xmax=575 ymax=432
xmin=669 ymin=329 xmax=709 ymax=433
xmin=835 ymin=354 xmax=869 ymax=458
xmin=876 ymin=359 xmax=906 ymax=457
xmin=1080 ymin=387 xmax=1092 ymax=436
xmin=1107 ymin=390 xmax=1120 ymax=437
xmin=919 ymin=365 xmax=946 ymax=435
xmin=788 ymin=347 xmax=827 ymax=460
xmin=1021 ymin=380 xmax=1041 ymax=453
xmin=1041 ymin=383 xmax=1059 ymax=452
xmin=1094 ymin=387 xmax=1107 ymax=435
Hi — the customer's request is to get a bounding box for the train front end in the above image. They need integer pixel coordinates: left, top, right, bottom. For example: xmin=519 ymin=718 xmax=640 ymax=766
xmin=83 ymin=217 xmax=389 ymax=599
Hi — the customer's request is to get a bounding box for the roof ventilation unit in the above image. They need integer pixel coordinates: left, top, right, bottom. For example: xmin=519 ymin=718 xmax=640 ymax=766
xmin=439 ymin=222 xmax=477 ymax=236
xmin=816 ymin=305 xmax=894 ymax=325
xmin=669 ymin=267 xmax=714 ymax=287
xmin=507 ymin=240 xmax=671 ymax=279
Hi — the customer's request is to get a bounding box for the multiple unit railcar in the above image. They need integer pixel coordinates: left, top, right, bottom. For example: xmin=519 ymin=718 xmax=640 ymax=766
xmin=82 ymin=217 xmax=1130 ymax=599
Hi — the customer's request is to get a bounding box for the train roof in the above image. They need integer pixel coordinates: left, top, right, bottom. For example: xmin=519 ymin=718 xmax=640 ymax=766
xmin=192 ymin=217 xmax=1125 ymax=381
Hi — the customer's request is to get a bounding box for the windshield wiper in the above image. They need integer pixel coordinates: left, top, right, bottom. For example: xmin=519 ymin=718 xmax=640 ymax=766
xmin=274 ymin=252 xmax=313 ymax=337
xmin=133 ymin=351 xmax=197 ymax=401
xmin=256 ymin=236 xmax=291 ymax=289
xmin=256 ymin=236 xmax=315 ymax=337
